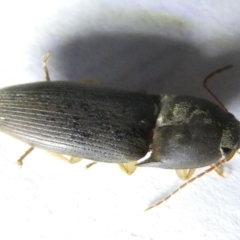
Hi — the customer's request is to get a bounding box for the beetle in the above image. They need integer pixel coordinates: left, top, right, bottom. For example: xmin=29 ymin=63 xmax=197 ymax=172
xmin=2 ymin=76 xmax=238 ymax=170
xmin=1 ymin=62 xmax=239 ymax=170
xmin=0 ymin=54 xmax=239 ymax=209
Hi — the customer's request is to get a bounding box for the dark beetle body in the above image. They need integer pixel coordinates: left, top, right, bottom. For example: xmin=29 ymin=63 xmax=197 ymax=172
xmin=0 ymin=81 xmax=239 ymax=168
xmin=0 ymin=82 xmax=157 ymax=163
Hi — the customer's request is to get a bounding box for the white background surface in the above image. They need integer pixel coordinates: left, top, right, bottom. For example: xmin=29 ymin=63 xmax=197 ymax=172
xmin=0 ymin=1 xmax=240 ymax=240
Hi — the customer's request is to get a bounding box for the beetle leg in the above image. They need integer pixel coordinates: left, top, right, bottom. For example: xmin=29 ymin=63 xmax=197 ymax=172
xmin=85 ymin=162 xmax=97 ymax=169
xmin=67 ymin=156 xmax=82 ymax=164
xmin=176 ymin=167 xmax=225 ymax=179
xmin=43 ymin=51 xmax=51 ymax=81
xmin=213 ymin=167 xmax=225 ymax=177
xmin=42 ymin=152 xmax=80 ymax=164
xmin=16 ymin=147 xmax=34 ymax=167
xmin=175 ymin=169 xmax=195 ymax=180
xmin=118 ymin=162 xmax=137 ymax=175
xmin=69 ymin=157 xmax=97 ymax=169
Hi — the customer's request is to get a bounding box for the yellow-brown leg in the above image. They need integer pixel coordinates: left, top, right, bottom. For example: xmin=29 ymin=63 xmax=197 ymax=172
xmin=118 ymin=161 xmax=137 ymax=175
xmin=175 ymin=169 xmax=195 ymax=180
xmin=43 ymin=51 xmax=51 ymax=81
xmin=16 ymin=147 xmax=34 ymax=167
xmin=85 ymin=162 xmax=97 ymax=169
xmin=213 ymin=166 xmax=225 ymax=177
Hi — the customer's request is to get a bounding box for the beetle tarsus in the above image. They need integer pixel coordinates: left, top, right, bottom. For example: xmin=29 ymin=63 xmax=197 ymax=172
xmin=16 ymin=146 xmax=34 ymax=167
xmin=85 ymin=161 xmax=97 ymax=169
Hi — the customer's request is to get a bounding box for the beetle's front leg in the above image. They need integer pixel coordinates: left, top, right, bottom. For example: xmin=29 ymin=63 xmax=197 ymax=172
xmin=175 ymin=167 xmax=226 ymax=180
xmin=175 ymin=169 xmax=195 ymax=180
xmin=118 ymin=161 xmax=137 ymax=175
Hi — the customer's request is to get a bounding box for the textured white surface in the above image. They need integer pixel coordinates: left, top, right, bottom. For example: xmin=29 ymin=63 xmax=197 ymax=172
xmin=0 ymin=1 xmax=240 ymax=240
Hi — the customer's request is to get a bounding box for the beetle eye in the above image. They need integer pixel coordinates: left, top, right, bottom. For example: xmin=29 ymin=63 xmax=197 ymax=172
xmin=220 ymin=147 xmax=233 ymax=157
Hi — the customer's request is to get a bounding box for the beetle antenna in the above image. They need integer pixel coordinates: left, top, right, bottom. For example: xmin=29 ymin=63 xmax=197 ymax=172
xmin=203 ymin=65 xmax=233 ymax=112
xmin=145 ymin=151 xmax=236 ymax=211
